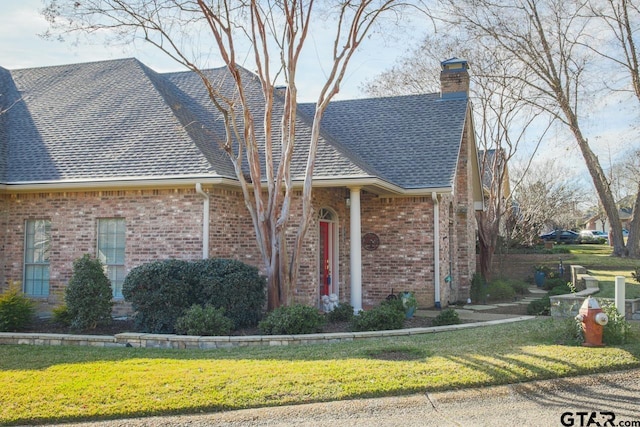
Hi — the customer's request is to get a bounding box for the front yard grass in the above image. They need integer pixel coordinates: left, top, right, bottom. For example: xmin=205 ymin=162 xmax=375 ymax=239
xmin=2 ymin=318 xmax=639 ymax=425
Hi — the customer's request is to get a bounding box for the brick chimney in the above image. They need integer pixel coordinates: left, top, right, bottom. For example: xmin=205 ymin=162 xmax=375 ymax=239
xmin=440 ymin=57 xmax=469 ymax=99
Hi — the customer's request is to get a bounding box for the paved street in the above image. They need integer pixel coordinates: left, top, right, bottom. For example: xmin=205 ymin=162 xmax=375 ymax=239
xmin=55 ymin=368 xmax=640 ymax=427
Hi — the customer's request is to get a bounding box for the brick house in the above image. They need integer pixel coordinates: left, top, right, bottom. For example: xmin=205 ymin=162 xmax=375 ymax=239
xmin=0 ymin=57 xmax=483 ymax=316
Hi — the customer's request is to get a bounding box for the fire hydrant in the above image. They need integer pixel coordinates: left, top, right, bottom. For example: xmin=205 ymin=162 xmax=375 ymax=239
xmin=575 ymin=296 xmax=608 ymax=347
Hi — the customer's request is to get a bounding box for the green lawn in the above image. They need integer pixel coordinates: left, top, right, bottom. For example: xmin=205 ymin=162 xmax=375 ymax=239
xmin=562 ymin=244 xmax=639 ymax=269
xmin=1 ymin=319 xmax=639 ymax=425
xmin=555 ymin=244 xmax=640 ymax=298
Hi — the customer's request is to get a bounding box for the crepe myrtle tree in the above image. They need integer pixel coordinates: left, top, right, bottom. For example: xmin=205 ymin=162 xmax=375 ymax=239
xmin=42 ymin=0 xmax=421 ymax=310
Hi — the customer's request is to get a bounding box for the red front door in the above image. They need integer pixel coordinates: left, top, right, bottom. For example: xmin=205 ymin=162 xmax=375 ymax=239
xmin=319 ymin=221 xmax=331 ymax=296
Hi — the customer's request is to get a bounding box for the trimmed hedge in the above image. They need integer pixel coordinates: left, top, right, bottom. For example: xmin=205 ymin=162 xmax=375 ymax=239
xmin=122 ymin=259 xmax=198 ymax=333
xmin=195 ymin=258 xmax=266 ymax=328
xmin=122 ymin=258 xmax=266 ymax=333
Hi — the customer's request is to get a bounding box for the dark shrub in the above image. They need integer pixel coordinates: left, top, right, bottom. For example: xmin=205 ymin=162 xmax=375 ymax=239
xmin=380 ymin=296 xmax=406 ymax=314
xmin=258 ymin=304 xmax=325 ymax=335
xmin=486 ymin=279 xmax=516 ymax=302
xmin=527 ymin=295 xmax=551 ymax=315
xmin=599 ymin=300 xmax=631 ymax=345
xmin=52 ymin=305 xmax=73 ymax=326
xmin=548 ymin=283 xmax=573 ymax=296
xmin=122 ymin=259 xmax=198 ymax=333
xmin=66 ymin=254 xmax=113 ymax=330
xmin=195 ymin=258 xmax=266 ymax=328
xmin=510 ymin=280 xmax=530 ymax=295
xmin=175 ymin=304 xmax=233 ymax=336
xmin=351 ymin=303 xmax=405 ymax=332
xmin=0 ymin=283 xmax=35 ymax=332
xmin=470 ymin=273 xmax=487 ymax=304
xmin=542 ymin=277 xmax=566 ymax=291
xmin=327 ymin=302 xmax=355 ymax=323
xmin=123 ymin=258 xmax=266 ymax=333
xmin=431 ymin=308 xmax=461 ymax=326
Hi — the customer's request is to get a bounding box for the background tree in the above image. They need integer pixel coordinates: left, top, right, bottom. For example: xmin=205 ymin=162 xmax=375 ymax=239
xmin=362 ymin=36 xmax=550 ymax=279
xmin=506 ymin=161 xmax=587 ymax=246
xmin=440 ymin=0 xmax=630 ymax=256
xmin=43 ymin=0 xmax=415 ymax=310
xmin=584 ymin=0 xmax=640 ymax=255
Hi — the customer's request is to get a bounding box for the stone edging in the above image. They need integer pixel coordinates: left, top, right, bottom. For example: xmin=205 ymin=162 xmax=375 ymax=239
xmin=0 ymin=316 xmax=536 ymax=350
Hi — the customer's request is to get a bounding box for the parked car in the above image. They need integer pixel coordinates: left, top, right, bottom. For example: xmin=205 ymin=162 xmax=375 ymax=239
xmin=579 ymin=230 xmax=607 ymax=244
xmin=539 ymin=230 xmax=579 ymax=244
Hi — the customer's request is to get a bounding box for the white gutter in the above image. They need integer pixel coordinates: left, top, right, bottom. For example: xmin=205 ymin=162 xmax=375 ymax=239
xmin=1 ymin=175 xmax=452 ymax=197
xmin=0 ymin=176 xmax=239 ymax=192
xmin=432 ymin=192 xmax=441 ymax=309
xmin=195 ymin=183 xmax=210 ymax=260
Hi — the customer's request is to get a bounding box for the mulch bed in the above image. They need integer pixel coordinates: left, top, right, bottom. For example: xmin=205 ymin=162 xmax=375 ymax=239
xmin=19 ymin=303 xmax=529 ymax=337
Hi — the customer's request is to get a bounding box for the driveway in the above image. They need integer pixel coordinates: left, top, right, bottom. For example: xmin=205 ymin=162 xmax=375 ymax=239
xmin=56 ymin=368 xmax=640 ymax=427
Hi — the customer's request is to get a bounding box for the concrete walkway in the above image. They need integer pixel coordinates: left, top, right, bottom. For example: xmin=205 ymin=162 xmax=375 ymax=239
xmin=418 ymin=286 xmax=548 ymax=322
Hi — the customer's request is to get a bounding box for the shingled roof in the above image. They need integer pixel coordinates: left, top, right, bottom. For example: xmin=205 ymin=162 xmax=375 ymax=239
xmin=299 ymin=94 xmax=467 ymax=189
xmin=0 ymin=58 xmax=469 ymax=192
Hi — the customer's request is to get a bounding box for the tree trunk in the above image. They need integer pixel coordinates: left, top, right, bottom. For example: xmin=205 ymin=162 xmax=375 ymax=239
xmin=476 ymin=212 xmax=498 ymax=281
xmin=626 ymin=184 xmax=640 ymax=258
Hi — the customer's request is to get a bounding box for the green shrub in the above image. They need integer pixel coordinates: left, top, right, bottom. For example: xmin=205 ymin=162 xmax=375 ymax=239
xmin=351 ymin=303 xmax=405 ymax=332
xmin=327 ymin=302 xmax=355 ymax=322
xmin=175 ymin=305 xmax=233 ymax=336
xmin=486 ymin=279 xmax=516 ymax=302
xmin=431 ymin=308 xmax=460 ymax=326
xmin=631 ymin=267 xmax=640 ymax=284
xmin=123 ymin=258 xmax=266 ymax=333
xmin=527 ymin=295 xmax=551 ymax=315
xmin=510 ymin=280 xmax=530 ymax=295
xmin=65 ymin=255 xmax=113 ymax=330
xmin=0 ymin=283 xmax=35 ymax=332
xmin=195 ymin=258 xmax=266 ymax=329
xmin=599 ymin=300 xmax=631 ymax=345
xmin=52 ymin=305 xmax=73 ymax=326
xmin=258 ymin=304 xmax=325 ymax=335
xmin=542 ymin=277 xmax=566 ymax=291
xmin=548 ymin=283 xmax=573 ymax=296
xmin=122 ymin=259 xmax=199 ymax=333
xmin=470 ymin=273 xmax=487 ymax=304
xmin=381 ymin=297 xmax=406 ymax=314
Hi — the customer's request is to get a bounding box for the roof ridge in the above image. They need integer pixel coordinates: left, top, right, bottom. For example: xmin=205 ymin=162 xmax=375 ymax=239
xmin=4 ymin=57 xmax=142 ymax=72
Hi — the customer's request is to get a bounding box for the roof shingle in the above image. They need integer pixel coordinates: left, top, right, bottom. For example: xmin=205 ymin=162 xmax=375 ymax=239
xmin=1 ymin=58 xmax=468 ymax=190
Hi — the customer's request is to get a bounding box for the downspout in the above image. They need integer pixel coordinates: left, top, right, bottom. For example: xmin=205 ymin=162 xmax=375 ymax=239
xmin=432 ymin=192 xmax=441 ymax=309
xmin=195 ymin=183 xmax=210 ymax=260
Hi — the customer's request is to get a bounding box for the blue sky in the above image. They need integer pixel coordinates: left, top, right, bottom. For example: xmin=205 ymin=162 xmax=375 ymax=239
xmin=1 ymin=0 xmax=637 ymax=195
xmin=0 ymin=0 xmax=419 ymax=102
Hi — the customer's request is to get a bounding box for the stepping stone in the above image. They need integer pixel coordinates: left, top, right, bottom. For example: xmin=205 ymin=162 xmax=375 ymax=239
xmin=463 ymin=304 xmax=499 ymax=310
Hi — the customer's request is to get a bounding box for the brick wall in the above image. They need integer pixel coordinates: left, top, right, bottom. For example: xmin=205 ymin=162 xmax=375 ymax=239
xmin=1 ymin=175 xmax=477 ymax=314
xmin=452 ymin=116 xmax=476 ymax=300
xmin=1 ymin=188 xmax=206 ymax=314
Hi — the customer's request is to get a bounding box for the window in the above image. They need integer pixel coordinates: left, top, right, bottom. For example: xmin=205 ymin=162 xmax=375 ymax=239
xmin=24 ymin=219 xmax=51 ymax=296
xmin=97 ymin=218 xmax=126 ymax=298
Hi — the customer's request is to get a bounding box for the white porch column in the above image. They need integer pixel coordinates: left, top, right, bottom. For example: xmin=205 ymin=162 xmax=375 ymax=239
xmin=349 ymin=187 xmax=363 ymax=312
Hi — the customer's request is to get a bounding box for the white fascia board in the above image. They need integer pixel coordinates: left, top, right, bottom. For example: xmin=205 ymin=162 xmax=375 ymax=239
xmin=0 ymin=175 xmax=237 ymax=192
xmin=1 ymin=175 xmax=453 ymax=197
